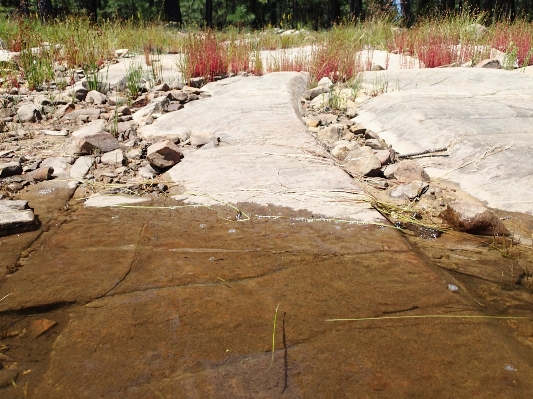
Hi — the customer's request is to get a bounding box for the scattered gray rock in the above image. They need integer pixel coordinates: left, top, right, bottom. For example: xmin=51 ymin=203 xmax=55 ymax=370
xmin=390 ymin=181 xmax=429 ymax=200
xmin=54 ymin=103 xmax=75 ymax=119
xmin=440 ymin=200 xmax=509 ymax=235
xmin=63 ymin=108 xmax=101 ymax=121
xmin=331 ymin=141 xmax=358 ymax=161
xmin=346 ymin=107 xmax=358 ymax=118
xmin=383 ymin=163 xmax=398 ymax=179
xmin=126 ymin=149 xmax=141 ymax=159
xmin=344 ymin=146 xmax=382 ymax=177
xmin=69 ymin=133 xmax=120 ymax=155
xmin=392 ymin=160 xmax=430 ymax=182
xmin=364 ymin=129 xmax=380 ymax=140
xmin=189 ymin=77 xmax=205 ymax=88
xmin=0 ymin=161 xmax=22 ymax=178
xmin=303 ymin=116 xmax=320 ymax=128
xmin=317 ymin=113 xmax=337 ymax=125
xmin=34 ymin=94 xmax=52 ymax=107
xmin=317 ymin=77 xmax=334 ymax=87
xmin=72 ymin=120 xmax=106 ymax=137
xmin=318 ymin=123 xmax=343 ymax=142
xmin=310 ymin=93 xmax=330 ymax=108
xmin=74 ymin=86 xmax=89 ymax=101
xmin=70 ymin=156 xmax=94 ymax=179
xmin=41 ymin=157 xmax=70 ymax=178
xmin=190 ymin=131 xmax=217 ymax=147
xmin=17 ymin=103 xmax=42 ymax=122
xmin=114 ymin=121 xmax=135 ymax=135
xmin=117 ymin=106 xmax=131 ymax=115
xmin=146 ymin=140 xmax=183 ymax=169
xmin=86 ymin=90 xmax=107 ymax=105
xmin=168 ymin=90 xmax=188 ymax=102
xmin=365 ymin=139 xmax=386 ymax=150
xmin=108 ymin=95 xmax=128 ymax=106
xmin=23 ymin=159 xmax=41 ymax=173
xmin=349 ymin=124 xmax=366 ymax=135
xmin=374 ymin=149 xmax=392 ymax=165
xmin=167 ymin=103 xmax=184 ymax=112
xmin=138 ymin=165 xmax=158 ymax=179
xmin=152 ymin=83 xmax=170 ymax=92
xmin=132 ymin=96 xmax=170 ymax=123
xmin=366 ymin=178 xmax=389 ymax=190
xmin=303 ymin=85 xmax=330 ymax=101
xmin=101 ymin=149 xmax=125 ymax=166
xmin=475 ymin=59 xmax=501 ymax=69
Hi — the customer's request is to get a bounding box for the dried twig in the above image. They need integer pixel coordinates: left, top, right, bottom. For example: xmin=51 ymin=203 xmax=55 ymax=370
xmin=0 ymin=293 xmax=11 ymax=302
xmin=398 ymin=147 xmax=448 ymax=159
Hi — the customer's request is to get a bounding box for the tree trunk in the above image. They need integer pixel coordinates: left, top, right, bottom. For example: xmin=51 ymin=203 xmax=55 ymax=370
xmin=445 ymin=0 xmax=455 ymax=10
xmin=314 ymin=1 xmax=320 ymax=30
xmin=86 ymin=0 xmax=97 ymax=23
xmin=350 ymin=0 xmax=363 ymax=20
xmin=510 ymin=0 xmax=516 ymax=20
xmin=292 ymin=0 xmax=297 ymax=28
xmin=471 ymin=0 xmax=481 ymax=12
xmin=18 ymin=0 xmax=30 ymax=16
xmin=249 ymin=0 xmax=258 ymax=28
xmin=37 ymin=0 xmax=53 ymax=21
xmin=270 ymin=0 xmax=277 ymax=26
xmin=400 ymin=0 xmax=412 ymax=26
xmin=206 ymin=0 xmax=213 ymax=28
xmin=164 ymin=0 xmax=183 ymax=23
xmin=331 ymin=0 xmax=341 ymax=24
xmin=417 ymin=0 xmax=433 ymax=15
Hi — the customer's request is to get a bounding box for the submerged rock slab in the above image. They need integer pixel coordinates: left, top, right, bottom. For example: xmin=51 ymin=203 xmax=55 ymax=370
xmin=440 ymin=200 xmax=509 ymax=235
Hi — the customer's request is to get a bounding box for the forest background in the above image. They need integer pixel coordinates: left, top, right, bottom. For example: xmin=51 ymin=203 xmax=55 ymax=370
xmin=0 ymin=0 xmax=531 ymax=31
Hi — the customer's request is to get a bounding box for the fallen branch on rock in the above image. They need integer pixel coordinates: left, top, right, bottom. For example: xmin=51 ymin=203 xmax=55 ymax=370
xmin=398 ymin=147 xmax=448 ymax=159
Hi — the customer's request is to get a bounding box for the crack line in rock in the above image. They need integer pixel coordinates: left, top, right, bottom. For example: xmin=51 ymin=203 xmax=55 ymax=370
xmin=94 ymin=265 xmax=296 ymax=301
xmin=102 ymin=220 xmax=149 ymax=297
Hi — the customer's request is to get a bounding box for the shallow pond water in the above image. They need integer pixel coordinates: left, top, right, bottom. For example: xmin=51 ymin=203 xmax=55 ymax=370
xmin=1 ymin=192 xmax=533 ymax=398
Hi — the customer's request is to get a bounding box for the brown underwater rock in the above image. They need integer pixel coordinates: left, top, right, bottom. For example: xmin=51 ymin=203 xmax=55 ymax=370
xmin=440 ymin=200 xmax=509 ymax=235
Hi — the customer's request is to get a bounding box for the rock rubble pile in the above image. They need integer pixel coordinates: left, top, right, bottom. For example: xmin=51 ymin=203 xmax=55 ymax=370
xmin=301 ymin=76 xmax=509 ymax=236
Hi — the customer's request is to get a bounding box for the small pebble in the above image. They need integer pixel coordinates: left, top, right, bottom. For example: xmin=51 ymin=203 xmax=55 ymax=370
xmin=228 ymin=229 xmax=236 ymax=234
xmin=447 ymin=284 xmax=459 ymax=292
